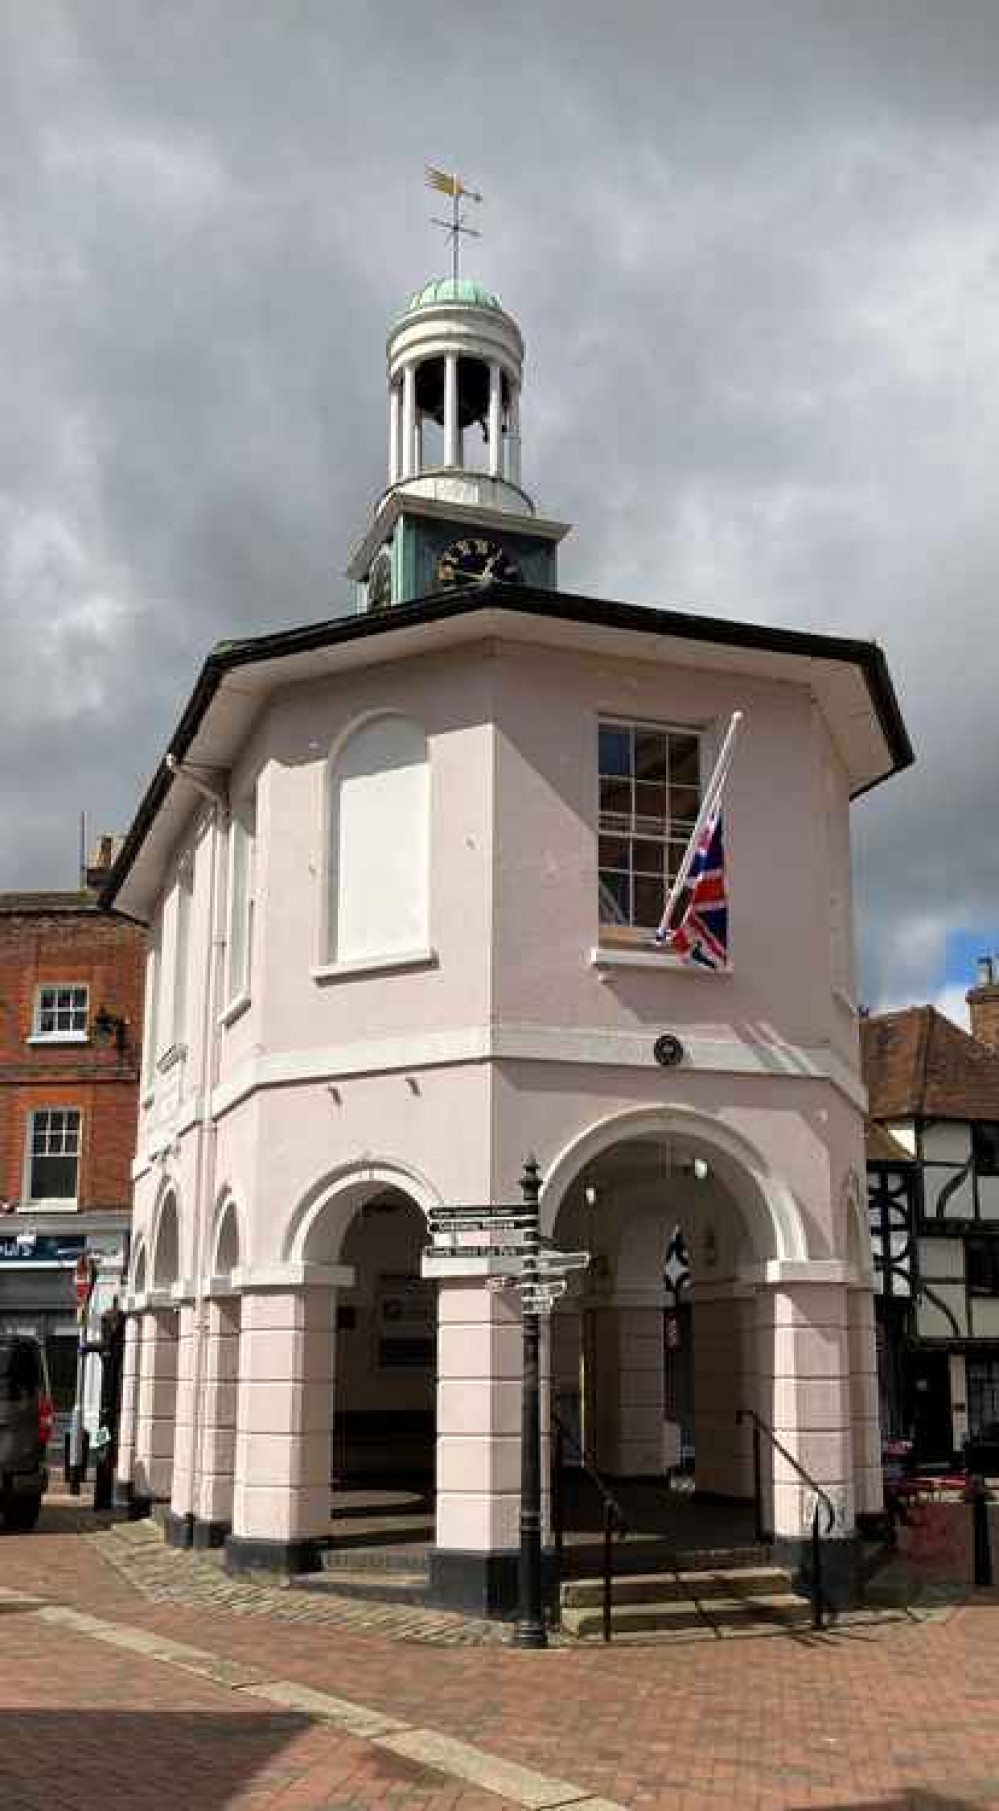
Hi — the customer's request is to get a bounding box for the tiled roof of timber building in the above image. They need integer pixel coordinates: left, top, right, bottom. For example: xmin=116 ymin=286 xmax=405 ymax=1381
xmin=862 ymin=1006 xmax=999 ymax=1122
xmin=0 ymin=890 xmax=98 ymax=914
xmin=865 ymin=1120 xmax=916 ymax=1163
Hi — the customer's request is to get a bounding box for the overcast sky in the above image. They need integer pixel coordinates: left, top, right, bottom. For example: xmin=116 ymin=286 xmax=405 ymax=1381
xmin=1 ymin=1 xmax=996 ymax=1019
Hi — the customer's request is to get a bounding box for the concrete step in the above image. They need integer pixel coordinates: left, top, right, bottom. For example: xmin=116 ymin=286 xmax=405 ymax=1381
xmin=561 ymin=1591 xmax=813 ymax=1640
xmin=297 ymin=1568 xmax=429 ymax=1606
xmin=321 ymin=1541 xmax=431 ymax=1576
xmin=561 ymin=1565 xmax=795 ymax=1610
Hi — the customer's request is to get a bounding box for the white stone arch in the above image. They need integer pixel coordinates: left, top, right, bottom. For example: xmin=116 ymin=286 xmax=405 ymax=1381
xmin=844 ymin=1166 xmax=875 ymax=1283
xmin=129 ymin=1238 xmax=148 ymax=1297
xmin=210 ymin=1191 xmax=244 ymax=1279
xmin=323 ymin=710 xmax=430 ymax=966
xmin=284 ymin=1158 xmax=442 ymax=1267
xmin=150 ymin=1181 xmax=182 ymax=1291
xmin=540 ymin=1103 xmax=809 ymax=1263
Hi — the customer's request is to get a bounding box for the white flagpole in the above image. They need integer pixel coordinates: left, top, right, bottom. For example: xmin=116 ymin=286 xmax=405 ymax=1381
xmin=656 ymin=711 xmax=743 ymax=940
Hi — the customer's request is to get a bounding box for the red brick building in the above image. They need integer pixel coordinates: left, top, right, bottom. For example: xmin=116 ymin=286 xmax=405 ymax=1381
xmin=0 ymin=862 xmax=145 ymax=1420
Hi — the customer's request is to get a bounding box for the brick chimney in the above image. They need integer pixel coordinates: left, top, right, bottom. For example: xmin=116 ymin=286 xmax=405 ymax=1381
xmin=84 ymin=833 xmax=121 ymax=893
xmin=968 ymin=955 xmax=999 ymax=1050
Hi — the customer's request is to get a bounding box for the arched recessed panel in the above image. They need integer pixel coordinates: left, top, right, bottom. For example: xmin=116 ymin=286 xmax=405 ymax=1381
xmin=329 ymin=716 xmax=429 ymax=964
xmin=214 ymin=1199 xmax=241 ymax=1277
xmin=152 ymin=1191 xmax=180 ymax=1291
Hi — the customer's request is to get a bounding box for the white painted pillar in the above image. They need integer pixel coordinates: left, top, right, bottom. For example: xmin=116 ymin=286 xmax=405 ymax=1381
xmin=401 ymin=363 xmax=416 ymax=480
xmin=434 ymin=1281 xmax=550 ymax=1553
xmin=848 ymin=1286 xmax=884 ymax=1517
xmin=114 ymin=1313 xmax=141 ymax=1495
xmin=132 ymin=1307 xmax=179 ymax=1502
xmin=444 ymin=353 xmax=459 ymax=467
xmin=195 ymin=1296 xmax=241 ymax=1536
xmin=388 ymin=382 xmax=401 ymax=484
xmin=507 ymin=384 xmax=521 ymax=486
xmin=229 ymin=1284 xmax=337 ymax=1554
xmin=694 ymin=1287 xmax=757 ymax=1496
xmin=168 ymin=1302 xmax=198 ymax=1523
xmin=414 ymin=413 xmax=424 ymax=476
xmin=487 ymin=361 xmax=502 ymax=479
xmin=756 ymin=1282 xmax=855 ymax=1542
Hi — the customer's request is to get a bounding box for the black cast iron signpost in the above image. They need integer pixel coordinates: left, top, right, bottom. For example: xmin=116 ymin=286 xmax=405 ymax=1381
xmin=425 ymin=1156 xmax=589 ymax=1649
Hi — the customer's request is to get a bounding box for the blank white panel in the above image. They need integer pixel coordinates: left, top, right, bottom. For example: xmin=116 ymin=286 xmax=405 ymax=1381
xmin=331 ymin=717 xmax=429 ymax=962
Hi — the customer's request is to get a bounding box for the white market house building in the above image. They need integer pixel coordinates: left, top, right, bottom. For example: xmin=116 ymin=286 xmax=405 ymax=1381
xmin=103 ymin=272 xmax=913 ymax=1614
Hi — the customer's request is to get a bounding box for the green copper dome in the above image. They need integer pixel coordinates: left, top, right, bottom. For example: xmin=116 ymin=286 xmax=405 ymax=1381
xmin=405 ymin=276 xmax=502 ymax=314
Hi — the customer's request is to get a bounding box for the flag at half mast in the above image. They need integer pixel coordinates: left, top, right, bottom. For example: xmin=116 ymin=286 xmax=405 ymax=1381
xmin=655 ymin=711 xmax=742 ymax=970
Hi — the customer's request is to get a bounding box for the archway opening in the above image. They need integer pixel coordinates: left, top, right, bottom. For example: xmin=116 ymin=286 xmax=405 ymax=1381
xmin=549 ymin=1130 xmax=768 ymax=1564
xmin=334 ymin=1190 xmax=436 ymax=1491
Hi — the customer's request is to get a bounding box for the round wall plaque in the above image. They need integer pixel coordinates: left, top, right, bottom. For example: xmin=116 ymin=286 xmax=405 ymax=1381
xmin=653 ymin=1033 xmax=684 ymax=1069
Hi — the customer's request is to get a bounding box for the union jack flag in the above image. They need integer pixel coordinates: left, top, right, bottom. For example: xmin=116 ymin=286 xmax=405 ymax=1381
xmin=655 ymin=803 xmax=728 ymax=970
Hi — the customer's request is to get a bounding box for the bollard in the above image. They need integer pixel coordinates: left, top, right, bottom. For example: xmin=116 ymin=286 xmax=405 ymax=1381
xmin=963 ymin=1474 xmax=993 ymax=1588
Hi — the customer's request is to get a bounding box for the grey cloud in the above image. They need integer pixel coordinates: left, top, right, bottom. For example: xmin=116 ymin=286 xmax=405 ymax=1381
xmin=1 ymin=0 xmax=997 ymax=1014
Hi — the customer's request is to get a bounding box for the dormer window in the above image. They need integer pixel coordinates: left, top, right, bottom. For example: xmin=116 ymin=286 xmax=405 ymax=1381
xmin=32 ymin=985 xmax=88 ymax=1042
xmin=598 ymin=721 xmax=702 ymax=936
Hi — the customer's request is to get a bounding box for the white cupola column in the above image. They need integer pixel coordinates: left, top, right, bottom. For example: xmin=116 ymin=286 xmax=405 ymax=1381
xmin=487 ymin=361 xmax=503 ymax=479
xmin=507 ymin=384 xmax=521 ymax=487
xmin=444 ymin=353 xmax=459 ymax=467
xmin=401 ymin=363 xmax=416 ymax=480
xmin=414 ymin=412 xmax=424 ymax=476
xmin=389 ymin=381 xmax=401 ymax=484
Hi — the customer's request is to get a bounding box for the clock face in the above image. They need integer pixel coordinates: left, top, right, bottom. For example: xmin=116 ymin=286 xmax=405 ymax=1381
xmin=435 ymin=536 xmax=523 ymax=589
xmin=367 ymin=548 xmax=392 ymax=611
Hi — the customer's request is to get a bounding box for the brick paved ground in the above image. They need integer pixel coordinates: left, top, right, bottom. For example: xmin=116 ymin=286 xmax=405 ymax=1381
xmin=2 ymin=1495 xmax=999 ymax=1808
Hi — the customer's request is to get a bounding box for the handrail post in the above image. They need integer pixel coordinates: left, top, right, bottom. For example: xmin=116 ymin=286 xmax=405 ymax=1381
xmin=811 ymin=1503 xmax=823 ymax=1631
xmin=513 ymin=1156 xmax=546 ymax=1650
xmin=751 ymin=1419 xmax=764 ymax=1544
xmin=602 ymin=1499 xmax=614 ymax=1644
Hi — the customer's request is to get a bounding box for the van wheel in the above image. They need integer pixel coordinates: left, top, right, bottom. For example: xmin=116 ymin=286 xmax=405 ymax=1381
xmin=2 ymin=1494 xmax=42 ymax=1532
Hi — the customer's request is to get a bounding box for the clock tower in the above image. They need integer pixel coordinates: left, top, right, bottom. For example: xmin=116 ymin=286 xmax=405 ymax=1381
xmin=347 ymin=276 xmax=570 ymax=611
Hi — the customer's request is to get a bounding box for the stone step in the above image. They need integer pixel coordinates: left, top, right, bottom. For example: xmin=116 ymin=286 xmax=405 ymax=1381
xmin=297 ymin=1568 xmax=429 ymax=1606
xmin=321 ymin=1541 xmax=431 ymax=1576
xmin=561 ymin=1565 xmax=796 ymax=1610
xmin=561 ymin=1591 xmax=813 ymax=1640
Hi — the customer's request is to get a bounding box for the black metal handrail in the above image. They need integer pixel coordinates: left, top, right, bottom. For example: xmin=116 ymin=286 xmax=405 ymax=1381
xmin=551 ymin=1408 xmax=628 ymax=1642
xmin=736 ymin=1406 xmax=835 ymax=1629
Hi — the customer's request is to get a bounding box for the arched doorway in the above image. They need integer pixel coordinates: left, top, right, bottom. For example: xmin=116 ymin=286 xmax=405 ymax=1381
xmin=292 ymin=1176 xmax=438 ymax=1547
xmin=334 ymin=1192 xmax=436 ymax=1486
xmin=547 ymin=1123 xmax=779 ymax=1558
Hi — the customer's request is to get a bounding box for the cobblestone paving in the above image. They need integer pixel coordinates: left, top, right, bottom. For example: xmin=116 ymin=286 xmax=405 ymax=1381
xmin=90 ymin=1519 xmax=513 ymax=1645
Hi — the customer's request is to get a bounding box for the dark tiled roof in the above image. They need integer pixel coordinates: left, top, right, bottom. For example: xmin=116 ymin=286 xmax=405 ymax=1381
xmin=861 ymin=1007 xmax=999 ymax=1121
xmin=0 ymin=891 xmax=98 ymax=915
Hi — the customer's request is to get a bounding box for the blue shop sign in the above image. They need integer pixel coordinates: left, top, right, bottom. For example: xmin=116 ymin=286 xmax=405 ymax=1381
xmin=0 ymin=1232 xmax=87 ymax=1263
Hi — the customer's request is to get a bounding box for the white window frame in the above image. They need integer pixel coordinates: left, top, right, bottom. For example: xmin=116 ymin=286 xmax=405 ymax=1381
xmin=24 ymin=1106 xmax=82 ymax=1209
xmin=29 ymin=983 xmax=89 ymax=1044
xmin=170 ymin=854 xmax=194 ymax=1053
xmin=223 ymin=796 xmax=255 ymax=1021
xmin=596 ymin=716 xmax=705 ymax=942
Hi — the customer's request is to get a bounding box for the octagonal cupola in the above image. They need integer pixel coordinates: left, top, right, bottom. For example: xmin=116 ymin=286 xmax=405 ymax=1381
xmin=385 ymin=276 xmax=529 ymax=516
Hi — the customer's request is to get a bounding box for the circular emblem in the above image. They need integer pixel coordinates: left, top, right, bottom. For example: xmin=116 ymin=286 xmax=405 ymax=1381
xmin=653 ymin=1033 xmax=684 ymax=1069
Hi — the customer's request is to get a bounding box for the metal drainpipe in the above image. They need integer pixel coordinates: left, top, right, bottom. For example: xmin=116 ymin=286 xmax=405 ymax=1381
xmin=180 ymin=796 xmax=227 ymax=1538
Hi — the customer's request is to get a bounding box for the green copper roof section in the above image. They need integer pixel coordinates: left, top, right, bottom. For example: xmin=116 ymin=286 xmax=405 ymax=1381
xmin=405 ymin=276 xmax=502 ymax=314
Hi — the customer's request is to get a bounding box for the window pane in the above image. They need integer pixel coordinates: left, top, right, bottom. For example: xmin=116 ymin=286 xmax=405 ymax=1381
xmin=229 ymin=817 xmax=249 ymax=995
xmin=634 ymin=781 xmax=668 ymax=826
xmin=635 ymin=731 xmax=668 ymax=783
xmin=633 ymin=875 xmax=664 ymax=930
xmin=598 ymin=835 xmax=629 ymax=872
xmin=598 ymin=871 xmax=630 ymax=924
xmin=598 ymin=726 xmax=631 ymax=778
xmin=632 ymin=838 xmax=665 ymax=877
xmin=670 ymin=736 xmax=701 ymax=789
xmin=974 ymin=1123 xmax=999 ymax=1177
xmin=968 ymin=1239 xmax=994 ymax=1294
xmin=31 ymin=1153 xmax=77 ymax=1199
xmin=599 ymin=776 xmax=631 ymax=822
xmin=670 ymin=785 xmax=700 ymax=830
